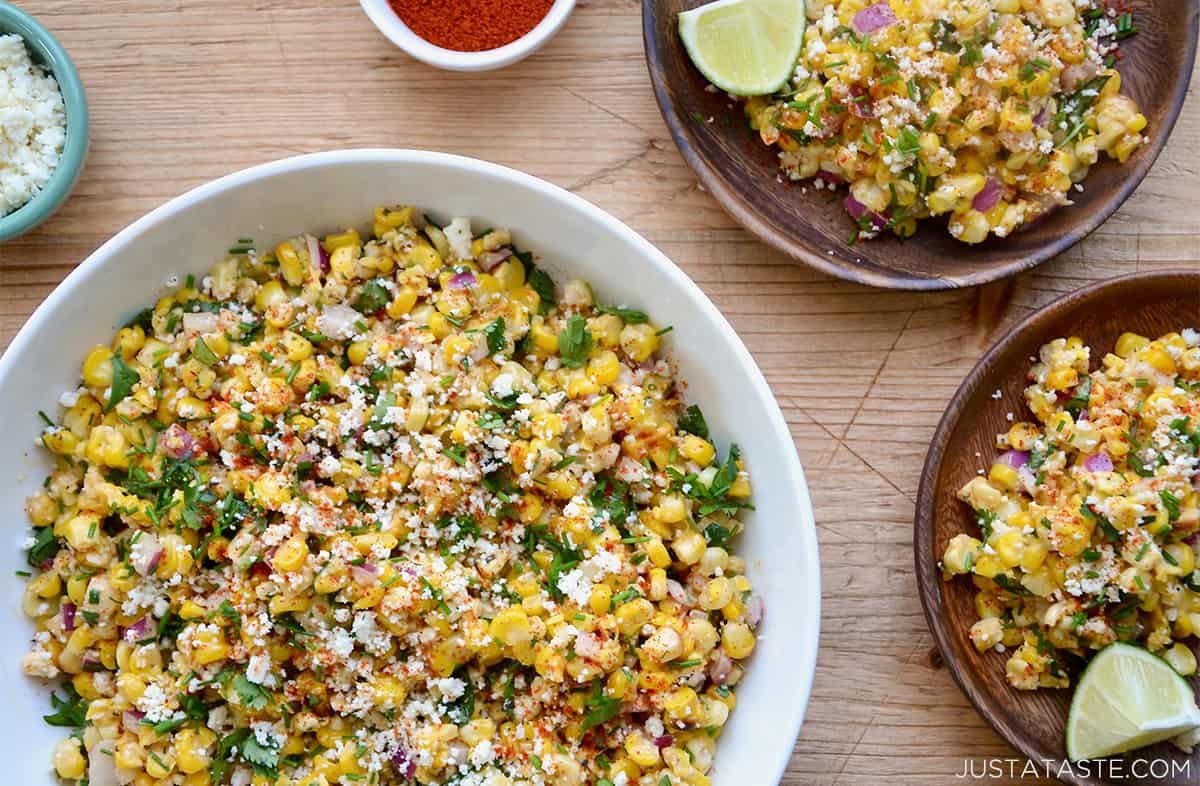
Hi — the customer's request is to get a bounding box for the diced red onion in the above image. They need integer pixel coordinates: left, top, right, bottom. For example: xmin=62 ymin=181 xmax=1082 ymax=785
xmin=972 ymin=178 xmax=1003 ymax=213
xmin=1187 ymin=533 xmax=1200 ymax=546
xmin=848 ymin=86 xmax=874 ymax=119
xmin=122 ymin=710 xmax=145 ymax=730
xmin=852 ymin=2 xmax=897 ymax=34
xmin=469 ymin=336 xmax=491 ymax=363
xmin=1060 ymin=62 xmax=1099 ymax=93
xmin=708 ymin=651 xmax=733 ymax=684
xmin=392 ymin=749 xmax=416 ymax=778
xmin=316 ymin=303 xmax=360 ymax=340
xmin=996 ymin=449 xmax=1029 ymax=469
xmin=815 ymin=169 xmax=846 ymax=186
xmin=844 ymin=195 xmax=888 ymax=230
xmin=478 ymin=247 xmax=512 ymax=272
xmin=305 ymin=234 xmax=329 ymax=276
xmin=61 ymin=602 xmax=76 ymax=632
xmin=350 ymin=563 xmax=378 ymax=586
xmin=666 ymin=579 xmax=690 ymax=606
xmin=88 ymin=744 xmax=122 ymax=786
xmin=131 ymin=533 xmax=163 ymax=577
xmin=160 ymin=423 xmax=196 ymax=460
xmin=181 ymin=312 xmax=219 ymax=335
xmin=1083 ymin=452 xmax=1113 ymax=473
xmin=1033 ymin=107 xmax=1048 ymax=127
xmin=82 ymin=653 xmax=104 ymax=672
xmin=446 ymin=741 xmax=469 ymax=767
xmin=745 ymin=595 xmax=764 ymax=627
xmin=448 ymin=271 xmax=476 ymax=289
xmin=123 ymin=617 xmax=152 ymax=642
xmin=653 ymin=734 xmax=674 ymax=750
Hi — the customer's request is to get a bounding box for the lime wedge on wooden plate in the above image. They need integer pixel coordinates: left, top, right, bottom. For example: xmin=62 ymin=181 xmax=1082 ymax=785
xmin=678 ymin=0 xmax=807 ymax=96
xmin=1066 ymin=642 xmax=1200 ymax=761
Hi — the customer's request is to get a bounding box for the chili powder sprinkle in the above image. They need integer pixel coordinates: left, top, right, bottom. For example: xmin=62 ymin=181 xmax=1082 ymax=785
xmin=388 ymin=0 xmax=556 ymax=52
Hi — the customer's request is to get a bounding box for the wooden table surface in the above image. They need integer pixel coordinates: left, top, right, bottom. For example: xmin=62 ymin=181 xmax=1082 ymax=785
xmin=2 ymin=2 xmax=1198 ymax=784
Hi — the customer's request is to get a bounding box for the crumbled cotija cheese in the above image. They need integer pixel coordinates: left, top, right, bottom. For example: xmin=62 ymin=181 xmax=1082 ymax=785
xmin=0 ymin=34 xmax=66 ymax=216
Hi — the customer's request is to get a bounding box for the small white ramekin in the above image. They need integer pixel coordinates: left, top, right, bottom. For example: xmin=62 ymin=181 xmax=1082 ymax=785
xmin=358 ymin=0 xmax=576 ymax=72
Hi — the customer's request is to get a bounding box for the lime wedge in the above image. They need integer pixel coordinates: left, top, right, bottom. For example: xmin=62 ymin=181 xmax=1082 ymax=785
xmin=1066 ymin=642 xmax=1200 ymax=761
xmin=678 ymin=0 xmax=807 ymax=96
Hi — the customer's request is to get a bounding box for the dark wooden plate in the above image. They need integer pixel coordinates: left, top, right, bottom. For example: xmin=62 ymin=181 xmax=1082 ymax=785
xmin=643 ymin=1 xmax=1199 ymax=290
xmin=916 ymin=271 xmax=1200 ymax=786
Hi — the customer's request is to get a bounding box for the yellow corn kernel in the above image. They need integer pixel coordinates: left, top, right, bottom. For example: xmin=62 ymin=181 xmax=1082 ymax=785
xmin=273 ymin=537 xmax=309 ymax=572
xmin=1166 ymin=642 xmax=1198 ymax=677
xmin=372 ymin=675 xmax=408 ymax=709
xmin=1140 ymin=345 xmax=1177 ymax=376
xmin=722 ymin=622 xmax=756 ymax=659
xmin=85 ymin=425 xmax=129 ymax=469
xmin=615 ymin=598 xmax=655 ymax=635
xmin=992 ymin=529 xmax=1025 ymax=569
xmin=268 ymin=594 xmax=310 ymax=616
xmin=672 ymin=530 xmax=706 ymax=565
xmin=52 ymin=738 xmax=86 ymax=780
xmin=648 ymin=568 xmax=668 ymax=601
xmin=646 ymin=538 xmax=672 ymax=568
xmin=276 ymin=241 xmax=305 ymax=286
xmin=620 ymin=324 xmax=661 ymax=363
xmin=61 ymin=513 xmax=101 ymax=551
xmin=189 ymin=626 xmax=231 ymax=666
xmin=1164 ymin=543 xmax=1195 ymax=577
xmin=82 ymin=345 xmax=115 ymax=387
xmin=700 ymin=577 xmax=734 ymax=610
xmin=40 ymin=428 xmax=79 ymax=456
xmin=175 ymin=728 xmax=217 ymax=775
xmin=146 ymin=748 xmax=176 ymax=778
xmin=254 ymin=280 xmax=288 ymax=312
xmin=680 ymin=434 xmax=716 ymax=467
xmin=664 ymin=686 xmax=702 ymax=724
xmin=114 ymin=739 xmax=146 ymax=770
xmin=587 ymin=350 xmax=621 ymax=386
xmin=987 ymin=463 xmax=1019 ymax=492
xmin=1115 ymin=332 xmax=1149 ymax=358
xmin=489 ymin=607 xmax=532 ymax=648
xmin=322 ymin=229 xmax=361 ymax=253
xmin=624 ymin=732 xmax=661 ymax=768
xmin=387 ymin=286 xmax=419 ymax=319
xmin=588 ymin=584 xmax=612 ymax=615
xmin=281 ymin=331 xmax=314 ymax=362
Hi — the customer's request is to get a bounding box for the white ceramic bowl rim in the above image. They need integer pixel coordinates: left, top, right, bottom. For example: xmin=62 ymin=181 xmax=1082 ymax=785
xmin=0 ymin=149 xmax=820 ymax=785
xmin=358 ymin=0 xmax=575 ymax=71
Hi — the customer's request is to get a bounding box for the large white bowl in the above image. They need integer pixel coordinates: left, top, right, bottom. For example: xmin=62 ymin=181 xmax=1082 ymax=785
xmin=0 ymin=150 xmax=820 ymax=785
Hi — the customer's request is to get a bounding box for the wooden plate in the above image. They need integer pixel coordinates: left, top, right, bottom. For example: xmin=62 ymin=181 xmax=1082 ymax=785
xmin=915 ymin=271 xmax=1200 ymax=786
xmin=643 ymin=1 xmax=1199 ymax=290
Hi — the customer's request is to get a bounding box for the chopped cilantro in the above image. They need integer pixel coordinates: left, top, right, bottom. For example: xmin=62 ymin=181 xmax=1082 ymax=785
xmin=557 ymin=315 xmax=593 ymax=369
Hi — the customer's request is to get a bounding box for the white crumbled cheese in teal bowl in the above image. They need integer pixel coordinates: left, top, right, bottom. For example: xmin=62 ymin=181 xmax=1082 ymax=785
xmin=0 ymin=33 xmax=66 ymax=217
xmin=0 ymin=4 xmax=87 ymax=241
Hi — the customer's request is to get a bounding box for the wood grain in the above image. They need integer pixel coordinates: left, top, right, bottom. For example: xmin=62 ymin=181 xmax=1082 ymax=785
xmin=645 ymin=0 xmax=1200 ymax=289
xmin=916 ymin=271 xmax=1200 ymax=786
xmin=0 ymin=2 xmax=1198 ymax=784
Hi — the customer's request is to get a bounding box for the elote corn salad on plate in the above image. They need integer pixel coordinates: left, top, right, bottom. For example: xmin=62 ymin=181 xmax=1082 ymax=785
xmin=745 ymin=0 xmax=1148 ymax=244
xmin=19 ymin=207 xmax=763 ymax=786
xmin=941 ymin=329 xmax=1200 ymax=690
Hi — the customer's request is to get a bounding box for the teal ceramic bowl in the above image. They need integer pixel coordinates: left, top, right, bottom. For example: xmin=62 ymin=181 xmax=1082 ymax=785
xmin=0 ymin=2 xmax=88 ymax=241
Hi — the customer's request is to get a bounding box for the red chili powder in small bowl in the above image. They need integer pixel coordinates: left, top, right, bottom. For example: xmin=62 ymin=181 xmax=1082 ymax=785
xmin=388 ymin=0 xmax=557 ymax=52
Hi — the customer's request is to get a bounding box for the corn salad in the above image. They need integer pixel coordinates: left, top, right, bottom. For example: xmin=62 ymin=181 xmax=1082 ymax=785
xmin=20 ymin=208 xmax=763 ymax=786
xmin=744 ymin=0 xmax=1147 ymax=244
xmin=941 ymin=330 xmax=1200 ymax=690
